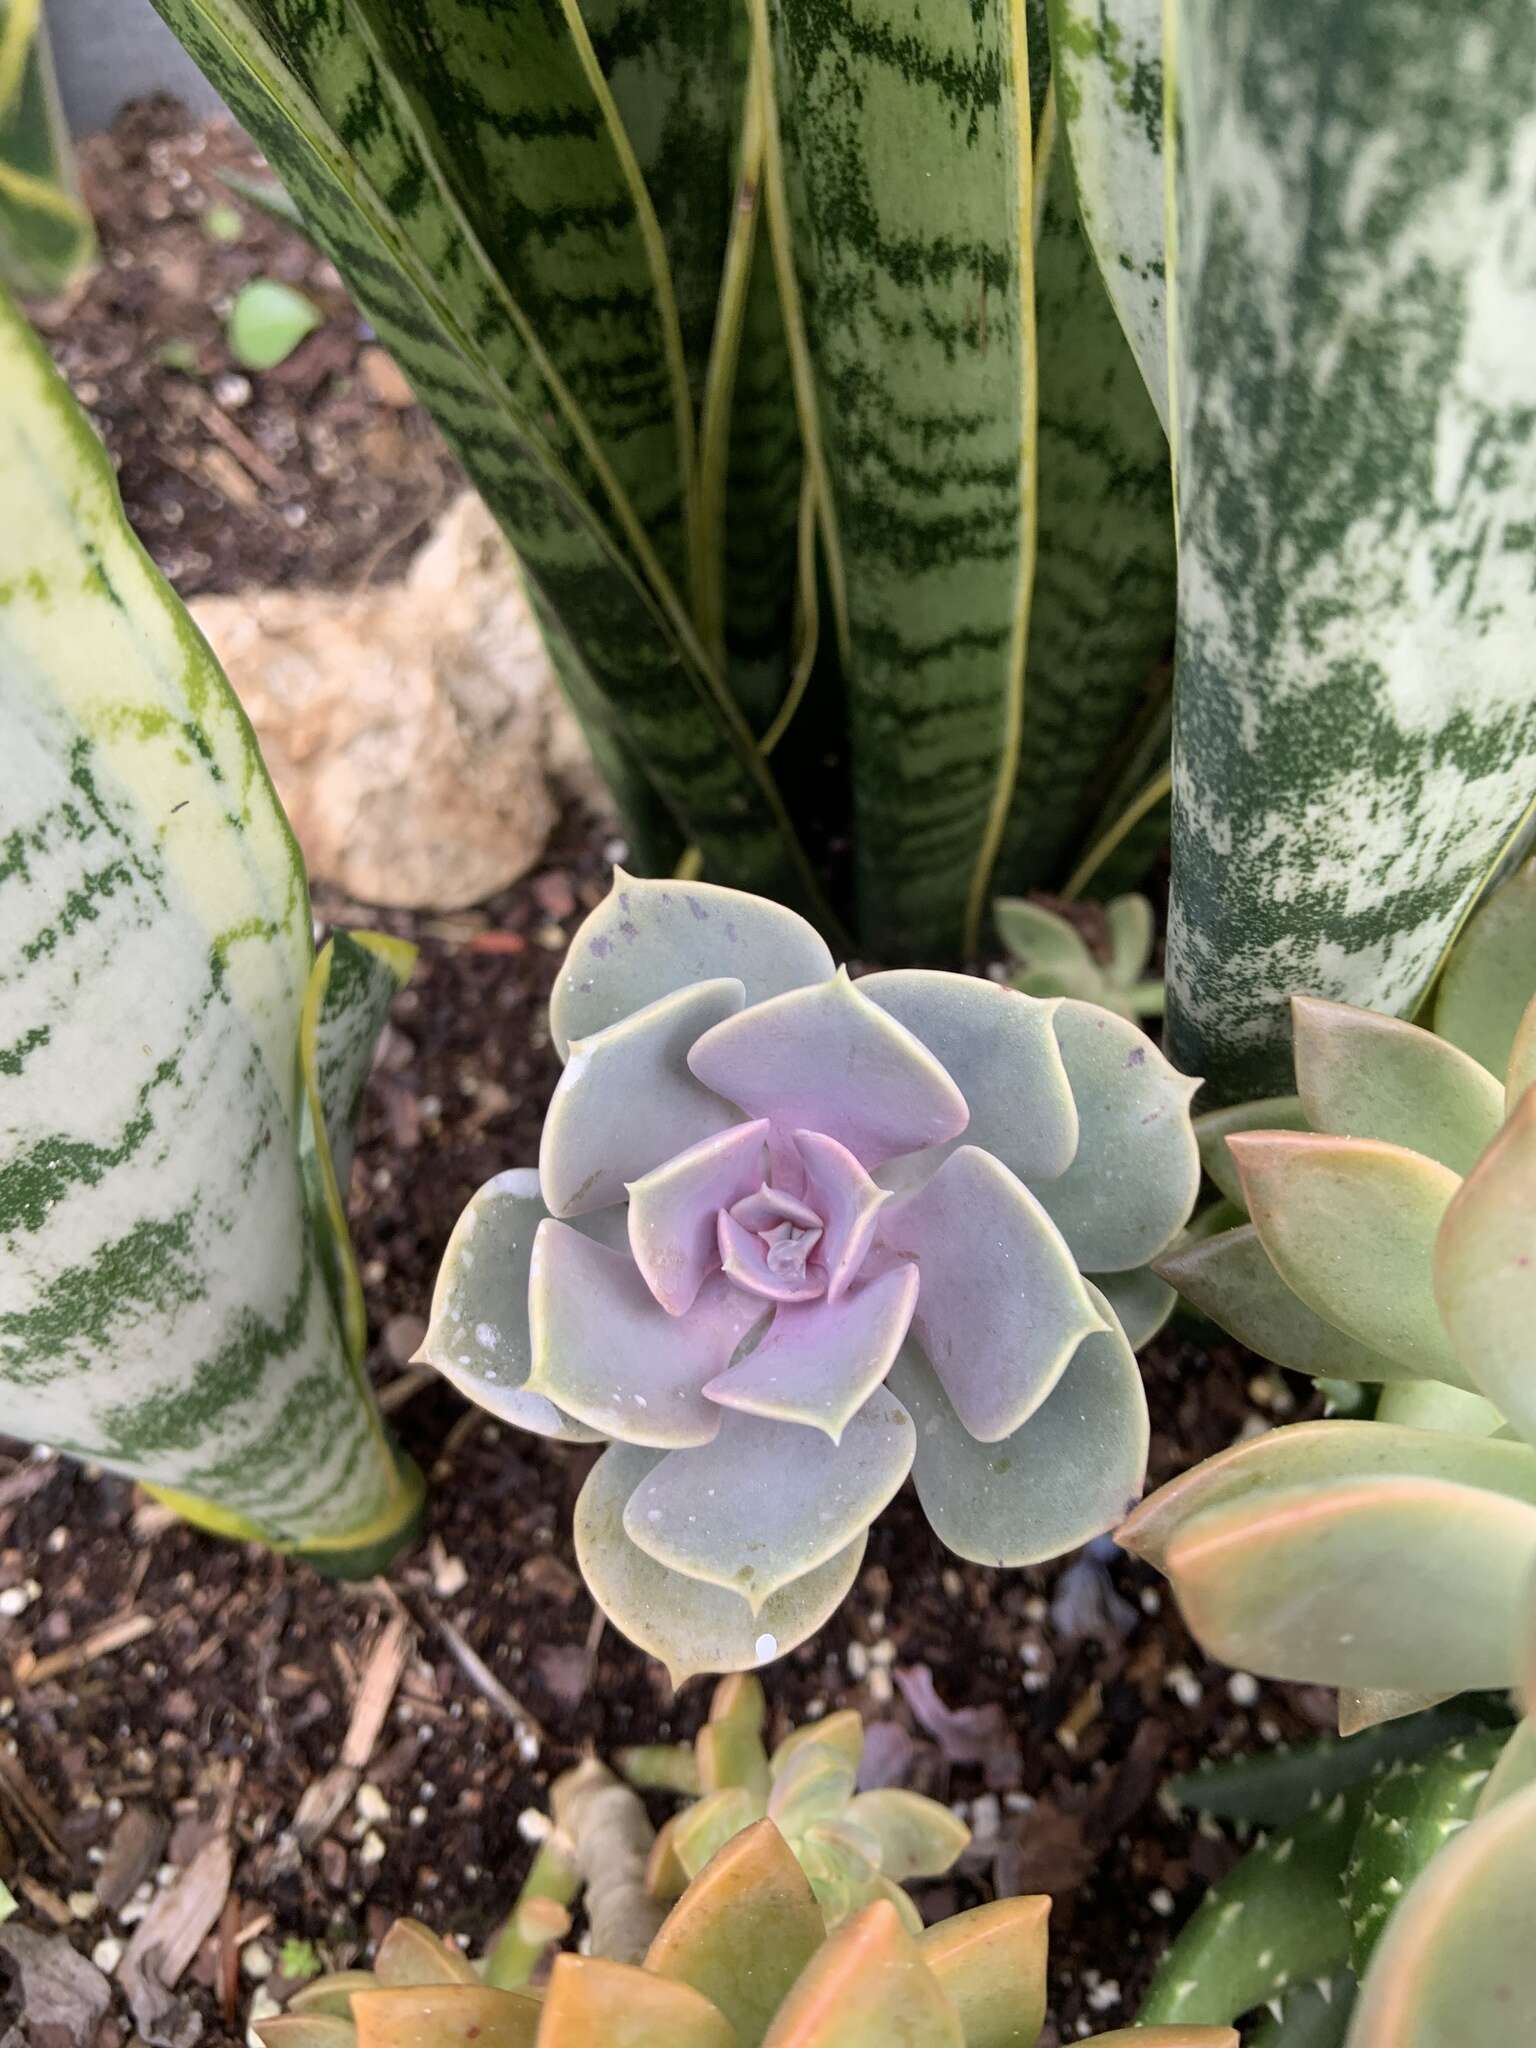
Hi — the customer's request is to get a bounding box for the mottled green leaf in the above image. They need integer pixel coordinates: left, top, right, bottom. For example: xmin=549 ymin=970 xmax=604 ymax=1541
xmin=1164 ymin=0 xmax=1536 ymax=1101
xmin=0 ymin=2 xmax=95 ymax=298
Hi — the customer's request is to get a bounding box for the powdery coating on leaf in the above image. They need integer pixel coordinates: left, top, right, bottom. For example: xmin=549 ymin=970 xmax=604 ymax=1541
xmin=1166 ymin=0 xmax=1536 ymax=1100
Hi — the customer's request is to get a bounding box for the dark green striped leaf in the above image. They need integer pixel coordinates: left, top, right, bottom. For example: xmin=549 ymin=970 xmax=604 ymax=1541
xmin=0 ymin=3 xmax=95 ymax=298
xmin=1165 ymin=0 xmax=1536 ymax=1100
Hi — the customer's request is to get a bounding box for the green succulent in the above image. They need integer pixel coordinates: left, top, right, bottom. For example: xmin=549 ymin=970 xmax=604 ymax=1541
xmin=994 ymin=894 xmax=1164 ymax=1023
xmin=259 ymin=1813 xmax=1237 ymax=2048
xmin=1124 ymin=861 xmax=1536 ymax=1711
xmin=618 ymin=1674 xmax=968 ymax=1929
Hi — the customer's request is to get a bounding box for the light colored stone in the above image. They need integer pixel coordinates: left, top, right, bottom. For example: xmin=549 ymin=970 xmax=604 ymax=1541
xmin=191 ymin=494 xmax=611 ymax=911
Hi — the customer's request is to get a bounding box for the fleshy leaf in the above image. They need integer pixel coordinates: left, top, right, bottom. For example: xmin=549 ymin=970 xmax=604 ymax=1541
xmin=550 ymin=874 xmax=836 ymax=1060
xmin=1164 ymin=1476 xmax=1536 ymax=1692
xmin=1348 ymin=1779 xmax=1536 ymax=2048
xmin=717 ymin=1207 xmax=826 ymax=1304
xmin=1434 ymin=1086 xmax=1536 ymax=1448
xmin=1104 ymin=895 xmax=1155 ymax=984
xmin=704 ymin=1265 xmax=920 ymax=1441
xmin=627 ymin=1121 xmax=771 ymax=1315
xmin=536 ymin=1955 xmax=735 ymax=2048
xmin=688 ymin=971 xmax=969 ymax=1171
xmin=890 ymin=1288 xmax=1148 ymax=1567
xmin=845 ymin=1791 xmax=969 ymax=1882
xmin=1093 ymin=1262 xmax=1176 ymax=1350
xmin=878 ymin=1147 xmax=1105 ymax=1442
xmin=646 ymin=1820 xmax=824 ymax=2048
xmin=1475 ymin=1716 xmax=1536 ymax=1817
xmin=374 ymin=1918 xmax=480 ymax=1985
xmin=574 ymin=1442 xmax=865 ymax=1682
xmin=540 ymin=981 xmax=745 ymax=1217
xmin=773 ymin=1710 xmax=865 ymax=1780
xmin=1089 ymin=2036 xmax=1238 ymax=2047
xmin=417 ymin=1170 xmax=604 ymax=1442
xmin=1506 ymin=995 xmax=1536 ymax=1110
xmin=916 ymin=1894 xmax=1049 ymax=2048
xmin=860 ymin=970 xmax=1079 ymax=1188
xmin=622 ymin=1393 xmax=915 ymax=1609
xmin=794 ymin=1130 xmax=890 ymax=1301
xmin=767 ymin=1745 xmax=859 ymax=1838
xmin=529 ymin=1226 xmax=763 ymax=1446
xmin=1032 ymin=1000 xmax=1201 ymax=1272
xmin=1291 ymin=997 xmax=1504 ymax=1176
xmin=1119 ymin=1419 xmax=1536 ymax=1573
xmin=696 ymin=1715 xmax=770 ymax=1800
xmin=1433 ymin=859 xmax=1536 ymax=1083
xmin=994 ymin=900 xmax=1095 ymax=977
xmin=349 ymin=1986 xmax=542 ymax=2048
xmin=1228 ymin=1133 xmax=1469 ymax=1386
xmin=1156 ymin=1225 xmax=1415 ymax=1383
xmin=759 ymin=1901 xmax=964 ymax=2048
xmin=672 ymin=1787 xmax=763 ymax=1881
xmin=1194 ymin=1096 xmax=1309 ymax=1211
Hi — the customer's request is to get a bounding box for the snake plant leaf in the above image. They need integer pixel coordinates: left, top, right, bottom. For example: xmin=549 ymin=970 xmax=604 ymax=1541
xmin=997 ymin=102 xmax=1176 ymax=891
xmin=1226 ymin=1135 xmax=1468 ymax=1387
xmin=843 ymin=1793 xmax=970 ymax=1884
xmin=1432 ymin=859 xmax=1536 ymax=1084
xmin=551 ymin=874 xmax=835 ymax=1058
xmin=541 ymin=981 xmax=746 ymax=1217
xmin=1092 ymin=1261 xmax=1175 ymax=1350
xmin=1289 ymin=998 xmax=1504 ymax=1179
xmin=0 ymin=1 xmax=96 ymax=298
xmin=1045 ymin=0 xmax=1167 ymax=426
xmin=1348 ymin=1779 xmax=1536 ymax=2048
xmin=1194 ymin=1097 xmax=1308 ymax=1211
xmin=645 ymin=1820 xmax=825 ymax=2048
xmin=1139 ymin=1791 xmax=1362 ymax=2028
xmin=622 ymin=1392 xmax=915 ymax=1609
xmin=1119 ymin=1420 xmax=1536 ymax=1574
xmin=574 ymin=1441 xmax=866 ymax=1683
xmin=1030 ymin=999 xmax=1202 ymax=1273
xmin=538 ymin=1956 xmax=735 ymax=2048
xmin=1344 ymin=1730 xmax=1506 ymax=1976
xmin=878 ymin=1146 xmax=1105 ymax=1441
xmin=916 ymin=1893 xmax=1049 ymax=2048
xmin=0 ymin=285 xmax=414 ymax=1561
xmin=760 ymin=1900 xmax=964 ymax=2048
xmin=349 ymin=1986 xmax=543 ymax=2048
xmin=1155 ymin=1226 xmax=1416 ymax=1385
xmin=1162 ymin=1476 xmax=1536 ymax=1692
xmin=1164 ymin=0 xmax=1536 ymax=1104
xmin=761 ymin=0 xmax=1036 ymax=964
xmin=417 ymin=1170 xmax=604 ymax=1442
xmin=860 ymin=972 xmax=1079 ymax=1190
xmin=146 ymin=0 xmax=824 ymax=922
xmin=1434 ymin=1087 xmax=1536 ymax=1449
xmin=300 ymin=930 xmax=415 ymax=1364
xmin=889 ymin=1287 xmax=1148 ymax=1566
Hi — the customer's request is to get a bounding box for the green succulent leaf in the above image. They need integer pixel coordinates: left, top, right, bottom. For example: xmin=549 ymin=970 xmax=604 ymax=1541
xmin=1093 ymin=1260 xmax=1176 ymax=1350
xmin=1433 ymin=1087 xmax=1536 ymax=1449
xmin=1163 ymin=0 xmax=1536 ymax=1102
xmin=538 ymin=1955 xmax=734 ymax=2048
xmin=917 ymin=1894 xmax=1050 ymax=2048
xmin=0 ymin=285 xmax=411 ymax=1558
xmin=994 ymin=898 xmax=1095 ymax=979
xmin=1290 ymin=999 xmax=1505 ymax=1178
xmin=1246 ymin=1979 xmax=1356 ymax=2048
xmin=759 ymin=1901 xmax=964 ymax=2048
xmin=1194 ymin=1097 xmax=1308 ymax=1212
xmin=227 ymin=277 xmax=321 ymax=370
xmin=1505 ymin=996 xmax=1536 ymax=1112
xmin=1432 ymin=859 xmax=1536 ymax=1086
xmin=1474 ymin=1716 xmax=1536 ymax=1818
xmin=844 ymin=1792 xmax=970 ymax=1883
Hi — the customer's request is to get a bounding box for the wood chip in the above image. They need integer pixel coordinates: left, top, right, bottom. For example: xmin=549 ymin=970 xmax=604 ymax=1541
xmin=290 ymin=1612 xmax=410 ymax=1850
xmin=0 ymin=1746 xmax=68 ymax=1867
xmin=16 ymin=1877 xmax=74 ymax=1927
xmin=97 ymin=1806 xmax=170 ymax=1914
xmin=14 ymin=1610 xmax=156 ymax=1686
xmin=0 ymin=1460 xmax=57 ymax=1511
xmin=118 ymin=1834 xmax=234 ymax=2032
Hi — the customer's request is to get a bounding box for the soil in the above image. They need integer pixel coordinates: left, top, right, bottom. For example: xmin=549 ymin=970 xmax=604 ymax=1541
xmin=3 ymin=98 xmax=1322 ymax=2048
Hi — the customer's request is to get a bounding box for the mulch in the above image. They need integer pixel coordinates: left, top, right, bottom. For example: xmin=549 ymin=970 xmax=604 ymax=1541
xmin=2 ymin=97 xmax=1323 ymax=2048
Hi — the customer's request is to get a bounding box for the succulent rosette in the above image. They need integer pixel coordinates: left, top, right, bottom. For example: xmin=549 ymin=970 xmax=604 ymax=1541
xmin=422 ymin=877 xmax=1200 ymax=1677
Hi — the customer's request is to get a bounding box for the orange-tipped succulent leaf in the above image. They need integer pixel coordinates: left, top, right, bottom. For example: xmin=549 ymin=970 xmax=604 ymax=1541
xmin=917 ymin=1893 xmax=1050 ymax=2048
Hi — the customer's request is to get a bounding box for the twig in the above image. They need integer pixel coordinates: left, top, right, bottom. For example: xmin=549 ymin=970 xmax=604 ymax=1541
xmin=0 ymin=1747 xmax=68 ymax=1868
xmin=118 ymin=1834 xmax=234 ymax=2033
xmin=14 ymin=1611 xmax=156 ymax=1686
xmin=408 ymin=1595 xmax=544 ymax=1753
xmin=377 ymin=1366 xmax=436 ymax=1415
xmin=291 ymin=1612 xmax=410 ymax=1849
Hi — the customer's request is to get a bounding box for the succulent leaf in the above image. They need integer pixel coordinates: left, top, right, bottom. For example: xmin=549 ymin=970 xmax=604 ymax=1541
xmin=349 ymin=1987 xmax=543 ymax=2048
xmin=766 ymin=1745 xmax=861 ymax=1840
xmin=626 ymin=1121 xmax=775 ymax=1316
xmin=539 ymin=981 xmax=745 ymax=1216
xmin=260 ymin=2019 xmax=357 ymax=2048
xmin=1194 ymin=1097 xmax=1309 ymax=1211
xmin=696 ymin=1716 xmax=770 ymax=1801
xmin=536 ymin=1955 xmax=735 ymax=2048
xmin=1031 ymin=1000 xmax=1202 ymax=1273
xmin=860 ymin=970 xmax=1079 ymax=1188
xmin=1431 ymin=859 xmax=1536 ymax=1084
xmin=1506 ymin=995 xmax=1536 ymax=1111
xmin=573 ymin=1441 xmax=866 ymax=1682
xmin=1162 ymin=1476 xmax=1536 ymax=1692
xmin=916 ymin=1893 xmax=1049 ymax=2048
xmin=621 ymin=1392 xmax=914 ymax=1610
xmin=758 ymin=1900 xmax=964 ymax=2047
xmin=772 ymin=1711 xmax=865 ymax=1780
xmin=1348 ymin=1779 xmax=1536 ymax=2047
xmin=673 ymin=1788 xmax=763 ymax=1881
xmin=549 ymin=875 xmax=835 ymax=1061
xmin=1104 ymin=895 xmax=1156 ymax=984
xmin=1246 ymin=1979 xmax=1356 ymax=2048
xmin=703 ymin=1264 xmax=920 ymax=1442
xmin=890 ymin=1291 xmax=1148 ymax=1566
xmin=879 ymin=1147 xmax=1105 ymax=1441
xmin=1289 ymin=999 xmax=1505 ymax=1178
xmin=373 ymin=1921 xmax=480 ymax=1986
xmin=1092 ymin=1262 xmax=1177 ymax=1351
xmin=993 ymin=899 xmax=1096 ymax=978
xmin=1226 ymin=1134 xmax=1469 ymax=1387
xmin=844 ymin=1792 xmax=970 ymax=1883
xmin=1473 ymin=1715 xmax=1536 ymax=1816
xmin=1433 ymin=1086 xmax=1536 ymax=1449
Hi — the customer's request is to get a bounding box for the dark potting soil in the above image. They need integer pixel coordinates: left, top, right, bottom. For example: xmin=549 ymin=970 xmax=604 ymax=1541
xmin=2 ymin=98 xmax=1324 ymax=2048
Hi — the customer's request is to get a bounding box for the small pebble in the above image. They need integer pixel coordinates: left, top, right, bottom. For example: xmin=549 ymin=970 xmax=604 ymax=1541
xmin=846 ymin=1642 xmax=870 ymax=1680
xmin=91 ymin=1936 xmax=124 ymax=1972
xmin=1150 ymin=1885 xmax=1176 ymax=1917
xmin=355 ymin=1783 xmax=391 ymax=1825
xmin=1166 ymin=1664 xmax=1203 ymax=1709
xmin=358 ymin=1829 xmax=387 ymax=1867
xmin=68 ymin=1890 xmax=98 ymax=1920
xmin=517 ymin=1807 xmax=552 ymax=1844
xmin=867 ymin=1667 xmax=892 ymax=1704
xmin=0 ymin=1583 xmax=38 ymax=1617
xmin=1227 ymin=1671 xmax=1260 ymax=1707
xmin=242 ymin=1943 xmax=274 ymax=1982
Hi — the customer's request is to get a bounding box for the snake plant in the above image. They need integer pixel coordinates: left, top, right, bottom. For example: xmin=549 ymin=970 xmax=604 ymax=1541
xmin=0 ymin=286 xmax=421 ymax=1570
xmin=0 ymin=0 xmax=94 ymax=298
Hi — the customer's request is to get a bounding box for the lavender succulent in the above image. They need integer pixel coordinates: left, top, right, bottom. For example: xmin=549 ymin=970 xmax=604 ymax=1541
xmin=422 ymin=875 xmax=1199 ymax=1677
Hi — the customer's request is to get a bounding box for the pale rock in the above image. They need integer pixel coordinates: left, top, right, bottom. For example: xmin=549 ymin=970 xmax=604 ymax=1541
xmin=191 ymin=494 xmax=611 ymax=911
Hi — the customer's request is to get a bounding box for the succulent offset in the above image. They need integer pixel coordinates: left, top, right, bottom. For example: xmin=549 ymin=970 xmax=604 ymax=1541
xmin=422 ymin=874 xmax=1200 ymax=1674
xmin=994 ymin=894 xmax=1164 ymax=1023
xmin=619 ymin=1675 xmax=967 ymax=1928
xmin=259 ymin=1812 xmax=1237 ymax=2048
